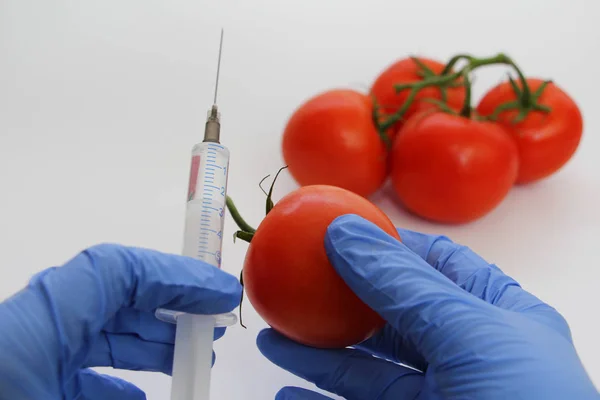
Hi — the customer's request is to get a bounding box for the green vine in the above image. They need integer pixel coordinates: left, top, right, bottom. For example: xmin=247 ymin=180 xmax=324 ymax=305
xmin=459 ymin=68 xmax=473 ymax=118
xmin=373 ymin=52 xmax=552 ymax=135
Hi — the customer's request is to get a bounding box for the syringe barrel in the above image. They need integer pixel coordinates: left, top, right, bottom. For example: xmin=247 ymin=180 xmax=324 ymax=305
xmin=183 ymin=142 xmax=230 ymax=268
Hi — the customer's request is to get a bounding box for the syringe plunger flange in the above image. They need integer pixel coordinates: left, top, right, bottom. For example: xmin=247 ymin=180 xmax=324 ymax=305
xmin=203 ymin=105 xmax=221 ymax=143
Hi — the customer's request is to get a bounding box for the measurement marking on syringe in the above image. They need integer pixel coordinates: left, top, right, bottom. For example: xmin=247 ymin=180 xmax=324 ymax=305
xmin=206 ymin=164 xmax=222 ymax=169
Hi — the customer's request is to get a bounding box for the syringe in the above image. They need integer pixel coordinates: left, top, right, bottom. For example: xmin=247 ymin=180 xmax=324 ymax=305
xmin=155 ymin=29 xmax=237 ymax=400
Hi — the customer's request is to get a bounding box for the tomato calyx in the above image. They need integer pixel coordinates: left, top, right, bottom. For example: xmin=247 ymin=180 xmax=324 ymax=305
xmin=485 ymin=77 xmax=553 ymax=124
xmin=375 ymin=53 xmax=552 ymax=131
xmin=225 ymin=166 xmax=288 ymax=328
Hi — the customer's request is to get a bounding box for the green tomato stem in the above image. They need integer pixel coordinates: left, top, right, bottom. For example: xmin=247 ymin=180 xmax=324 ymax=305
xmin=234 ymin=230 xmax=254 ymax=243
xmin=226 ymin=196 xmax=256 ymax=234
xmin=459 ymin=69 xmax=473 ymax=118
xmin=441 ymin=53 xmax=472 ymax=75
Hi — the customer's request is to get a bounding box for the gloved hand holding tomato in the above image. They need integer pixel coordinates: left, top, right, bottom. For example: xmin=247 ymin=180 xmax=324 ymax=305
xmin=256 ymin=215 xmax=599 ymax=399
xmin=280 ymin=52 xmax=583 ymax=225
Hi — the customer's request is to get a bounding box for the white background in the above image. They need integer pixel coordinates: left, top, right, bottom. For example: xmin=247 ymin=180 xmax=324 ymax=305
xmin=1 ymin=0 xmax=599 ymax=398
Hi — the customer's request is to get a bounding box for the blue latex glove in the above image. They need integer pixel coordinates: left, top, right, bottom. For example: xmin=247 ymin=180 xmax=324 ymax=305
xmin=0 ymin=243 xmax=242 ymax=399
xmin=257 ymin=215 xmax=599 ymax=399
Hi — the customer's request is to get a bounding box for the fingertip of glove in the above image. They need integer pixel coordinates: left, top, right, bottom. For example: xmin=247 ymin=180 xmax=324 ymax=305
xmin=216 ymin=272 xmax=244 ymax=311
xmin=327 ymin=214 xmax=369 ymax=237
xmin=276 ymin=386 xmax=316 ymax=400
xmin=256 ymin=328 xmax=282 ymax=352
xmin=325 ymin=213 xmax=406 ymax=271
xmin=256 ymin=328 xmax=305 ymax=367
xmin=256 ymin=329 xmax=286 ymax=366
xmin=176 ymin=257 xmax=244 ymax=313
xmin=326 ymin=214 xmax=400 ymax=247
xmin=326 ymin=214 xmax=377 ymax=253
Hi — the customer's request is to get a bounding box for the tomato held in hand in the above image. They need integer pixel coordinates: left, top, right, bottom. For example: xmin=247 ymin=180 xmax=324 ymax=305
xmin=391 ymin=112 xmax=519 ymax=224
xmin=241 ymin=185 xmax=398 ymax=348
xmin=281 ymin=89 xmax=387 ymax=198
xmin=476 ymin=78 xmax=583 ymax=184
xmin=370 ymin=57 xmax=466 ymax=137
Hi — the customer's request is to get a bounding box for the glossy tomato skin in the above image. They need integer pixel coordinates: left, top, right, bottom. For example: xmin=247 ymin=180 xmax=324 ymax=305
xmin=391 ymin=112 xmax=519 ymax=224
xmin=476 ymin=79 xmax=583 ymax=184
xmin=243 ymin=185 xmax=399 ymax=348
xmin=370 ymin=57 xmax=466 ymax=138
xmin=281 ymin=89 xmax=387 ymax=198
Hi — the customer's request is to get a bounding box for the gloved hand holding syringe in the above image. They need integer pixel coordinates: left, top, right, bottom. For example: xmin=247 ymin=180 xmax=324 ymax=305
xmin=155 ymin=28 xmax=237 ymax=400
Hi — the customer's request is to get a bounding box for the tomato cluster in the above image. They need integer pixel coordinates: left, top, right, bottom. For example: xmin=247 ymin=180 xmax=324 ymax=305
xmin=281 ymin=54 xmax=584 ymax=224
xmin=224 ymin=52 xmax=584 ymax=350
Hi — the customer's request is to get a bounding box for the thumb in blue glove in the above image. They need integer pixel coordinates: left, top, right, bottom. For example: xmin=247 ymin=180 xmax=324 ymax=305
xmin=257 ymin=214 xmax=599 ymax=399
xmin=0 ymin=243 xmax=242 ymax=400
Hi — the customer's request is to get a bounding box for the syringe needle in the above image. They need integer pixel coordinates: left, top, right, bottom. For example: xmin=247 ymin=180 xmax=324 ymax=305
xmin=213 ymin=28 xmax=224 ymax=105
xmin=204 ymin=29 xmax=224 ymax=143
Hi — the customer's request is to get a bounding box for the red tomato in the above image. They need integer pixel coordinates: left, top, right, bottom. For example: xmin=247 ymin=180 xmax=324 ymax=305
xmin=242 ymin=185 xmax=399 ymax=348
xmin=391 ymin=112 xmax=519 ymax=224
xmin=370 ymin=57 xmax=466 ymax=137
xmin=476 ymin=79 xmax=583 ymax=184
xmin=281 ymin=89 xmax=387 ymax=198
